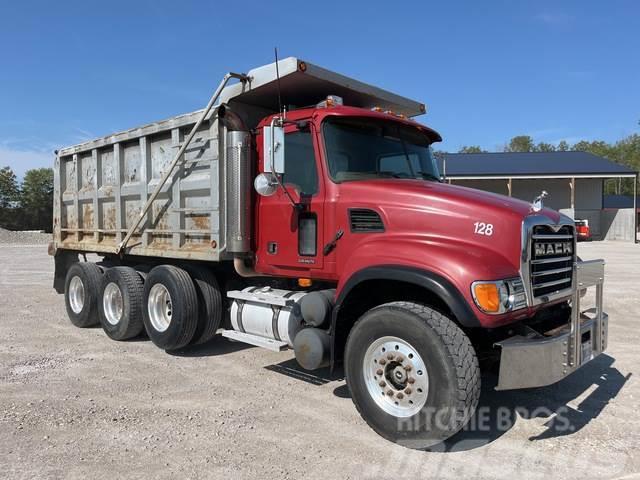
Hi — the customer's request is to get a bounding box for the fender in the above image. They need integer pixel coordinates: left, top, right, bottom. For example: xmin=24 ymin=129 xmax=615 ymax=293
xmin=330 ymin=265 xmax=480 ymax=368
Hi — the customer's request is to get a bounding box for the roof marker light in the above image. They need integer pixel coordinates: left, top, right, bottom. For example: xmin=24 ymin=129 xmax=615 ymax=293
xmin=316 ymin=95 xmax=343 ymax=108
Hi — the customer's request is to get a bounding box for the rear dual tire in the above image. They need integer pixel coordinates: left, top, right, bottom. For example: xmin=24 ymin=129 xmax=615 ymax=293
xmin=98 ymin=267 xmax=145 ymax=340
xmin=142 ymin=265 xmax=199 ymax=351
xmin=64 ymin=262 xmax=103 ymax=328
xmin=183 ymin=265 xmax=223 ymax=345
xmin=65 ymin=262 xmax=218 ymax=351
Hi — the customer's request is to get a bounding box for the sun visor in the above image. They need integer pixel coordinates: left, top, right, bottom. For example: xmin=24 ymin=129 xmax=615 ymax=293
xmin=219 ymin=57 xmax=426 ymax=118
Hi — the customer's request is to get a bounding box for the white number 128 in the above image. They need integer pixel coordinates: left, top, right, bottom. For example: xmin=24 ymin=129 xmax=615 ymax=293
xmin=474 ymin=222 xmax=494 ymax=236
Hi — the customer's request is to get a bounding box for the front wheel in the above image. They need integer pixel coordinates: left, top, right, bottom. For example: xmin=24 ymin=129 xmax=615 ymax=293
xmin=344 ymin=302 xmax=480 ymax=449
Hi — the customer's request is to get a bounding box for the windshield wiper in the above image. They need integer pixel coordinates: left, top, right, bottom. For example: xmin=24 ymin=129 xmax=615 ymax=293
xmin=416 ymin=171 xmax=441 ymax=182
xmin=377 ymin=171 xmax=407 ymax=179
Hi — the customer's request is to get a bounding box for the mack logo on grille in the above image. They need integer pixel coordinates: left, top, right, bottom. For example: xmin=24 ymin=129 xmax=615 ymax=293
xmin=534 ymin=242 xmax=573 ymax=256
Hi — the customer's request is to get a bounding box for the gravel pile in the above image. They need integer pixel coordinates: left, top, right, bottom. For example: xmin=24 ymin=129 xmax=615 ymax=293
xmin=0 ymin=227 xmax=52 ymax=245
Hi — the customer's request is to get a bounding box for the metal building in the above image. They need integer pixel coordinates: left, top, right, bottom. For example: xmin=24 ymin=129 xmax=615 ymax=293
xmin=439 ymin=151 xmax=639 ymax=241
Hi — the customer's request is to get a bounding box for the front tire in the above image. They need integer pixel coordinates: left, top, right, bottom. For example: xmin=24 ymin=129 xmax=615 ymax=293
xmin=64 ymin=262 xmax=103 ymax=328
xmin=344 ymin=301 xmax=480 ymax=449
xmin=143 ymin=265 xmax=198 ymax=350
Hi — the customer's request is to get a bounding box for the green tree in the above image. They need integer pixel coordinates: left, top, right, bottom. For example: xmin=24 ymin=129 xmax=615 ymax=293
xmin=557 ymin=140 xmax=570 ymax=151
xmin=611 ymin=134 xmax=640 ymax=196
xmin=572 ymin=136 xmax=639 ymax=195
xmin=0 ymin=166 xmax=19 ymax=207
xmin=0 ymin=166 xmax=20 ymax=229
xmin=572 ymin=140 xmax=613 ymax=159
xmin=21 ymin=168 xmax=54 ymax=232
xmin=614 ymin=133 xmax=640 ymax=172
xmin=533 ymin=142 xmax=556 ymax=152
xmin=458 ymin=145 xmax=486 ymax=153
xmin=504 ymin=135 xmax=535 ymax=152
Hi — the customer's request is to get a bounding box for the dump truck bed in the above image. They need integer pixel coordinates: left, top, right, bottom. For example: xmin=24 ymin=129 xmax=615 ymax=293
xmin=53 ymin=57 xmax=425 ymax=261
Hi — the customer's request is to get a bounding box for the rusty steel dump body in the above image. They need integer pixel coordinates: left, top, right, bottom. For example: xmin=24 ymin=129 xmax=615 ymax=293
xmin=54 ymin=110 xmax=223 ymax=261
xmin=52 ymin=57 xmax=424 ymax=262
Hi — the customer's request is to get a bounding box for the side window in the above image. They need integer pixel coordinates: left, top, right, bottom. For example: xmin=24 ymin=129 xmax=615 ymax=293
xmin=283 ymin=131 xmax=318 ymax=195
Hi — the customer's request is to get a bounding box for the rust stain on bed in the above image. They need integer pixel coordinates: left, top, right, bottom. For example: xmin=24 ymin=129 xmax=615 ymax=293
xmin=189 ymin=214 xmax=210 ymax=231
xmin=82 ymin=204 xmax=94 ymax=239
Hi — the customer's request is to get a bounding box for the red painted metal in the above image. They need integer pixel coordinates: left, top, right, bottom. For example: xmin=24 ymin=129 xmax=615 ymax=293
xmin=254 ymin=105 xmax=562 ymax=328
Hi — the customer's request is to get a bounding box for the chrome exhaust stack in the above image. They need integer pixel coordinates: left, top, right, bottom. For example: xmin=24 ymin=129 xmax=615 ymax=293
xmin=221 ymin=104 xmax=252 ymax=255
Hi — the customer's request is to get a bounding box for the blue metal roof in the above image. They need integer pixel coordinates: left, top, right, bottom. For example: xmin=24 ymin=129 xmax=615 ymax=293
xmin=603 ymin=195 xmax=640 ymax=209
xmin=438 ymin=151 xmax=637 ymax=178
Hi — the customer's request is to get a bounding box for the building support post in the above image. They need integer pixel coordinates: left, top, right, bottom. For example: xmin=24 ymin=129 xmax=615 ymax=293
xmin=570 ymin=177 xmax=575 ymax=210
xmin=507 ymin=178 xmax=512 ymax=197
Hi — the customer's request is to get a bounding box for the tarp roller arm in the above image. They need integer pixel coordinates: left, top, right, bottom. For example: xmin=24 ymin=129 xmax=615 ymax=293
xmin=115 ymin=72 xmax=249 ymax=255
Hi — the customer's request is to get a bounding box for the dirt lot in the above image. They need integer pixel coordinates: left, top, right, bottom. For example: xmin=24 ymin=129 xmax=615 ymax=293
xmin=0 ymin=241 xmax=638 ymax=479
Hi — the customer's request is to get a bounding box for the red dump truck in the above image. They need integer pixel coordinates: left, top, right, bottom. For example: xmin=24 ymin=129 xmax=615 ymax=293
xmin=50 ymin=58 xmax=608 ymax=448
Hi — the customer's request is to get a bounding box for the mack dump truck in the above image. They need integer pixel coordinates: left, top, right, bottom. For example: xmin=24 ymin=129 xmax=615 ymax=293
xmin=50 ymin=58 xmax=609 ymax=448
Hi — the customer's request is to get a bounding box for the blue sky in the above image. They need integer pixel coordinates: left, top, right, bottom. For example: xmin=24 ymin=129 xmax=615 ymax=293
xmin=1 ymin=0 xmax=638 ymax=177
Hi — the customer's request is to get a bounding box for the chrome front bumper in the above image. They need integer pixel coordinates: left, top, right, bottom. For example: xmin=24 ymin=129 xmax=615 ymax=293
xmin=495 ymin=259 xmax=607 ymax=390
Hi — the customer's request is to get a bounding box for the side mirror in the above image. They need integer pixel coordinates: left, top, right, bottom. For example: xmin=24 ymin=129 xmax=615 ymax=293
xmin=254 ymin=173 xmax=278 ymax=197
xmin=263 ymin=124 xmax=285 ymax=174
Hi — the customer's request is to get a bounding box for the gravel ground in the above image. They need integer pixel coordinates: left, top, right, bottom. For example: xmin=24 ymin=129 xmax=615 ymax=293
xmin=0 ymin=242 xmax=638 ymax=479
xmin=0 ymin=227 xmax=52 ymax=245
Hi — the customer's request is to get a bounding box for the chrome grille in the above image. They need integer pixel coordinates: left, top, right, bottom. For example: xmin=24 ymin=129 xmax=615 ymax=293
xmin=530 ymin=225 xmax=575 ymax=298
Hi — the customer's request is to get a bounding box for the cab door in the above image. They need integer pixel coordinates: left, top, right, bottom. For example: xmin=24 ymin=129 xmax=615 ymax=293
xmin=256 ymin=123 xmax=325 ymax=273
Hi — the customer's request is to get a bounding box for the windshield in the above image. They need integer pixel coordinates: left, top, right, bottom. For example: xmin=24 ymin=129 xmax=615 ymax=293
xmin=322 ymin=117 xmax=440 ymax=182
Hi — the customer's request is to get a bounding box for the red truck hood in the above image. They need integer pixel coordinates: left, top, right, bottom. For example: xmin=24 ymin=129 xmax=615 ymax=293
xmin=336 ymin=178 xmax=562 ymax=280
xmin=333 ymin=179 xmax=567 ymax=328
xmin=338 ymin=179 xmax=560 ymax=224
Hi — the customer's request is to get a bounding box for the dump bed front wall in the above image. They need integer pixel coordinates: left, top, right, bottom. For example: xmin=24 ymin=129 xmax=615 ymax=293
xmin=53 ymin=116 xmax=224 ymax=261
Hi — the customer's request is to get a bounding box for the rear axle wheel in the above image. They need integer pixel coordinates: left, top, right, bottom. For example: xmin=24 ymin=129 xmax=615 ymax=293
xmin=64 ymin=262 xmax=102 ymax=328
xmin=98 ymin=266 xmax=145 ymax=341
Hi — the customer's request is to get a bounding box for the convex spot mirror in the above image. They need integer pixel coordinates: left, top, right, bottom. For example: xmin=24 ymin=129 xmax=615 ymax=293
xmin=263 ymin=125 xmax=285 ymax=174
xmin=254 ymin=173 xmax=278 ymax=197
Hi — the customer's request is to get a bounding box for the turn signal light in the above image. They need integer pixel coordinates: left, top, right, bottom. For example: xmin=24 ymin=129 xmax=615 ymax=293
xmin=471 ymin=278 xmax=527 ymax=315
xmin=298 ymin=278 xmax=312 ymax=288
xmin=472 ymin=283 xmax=500 ymax=313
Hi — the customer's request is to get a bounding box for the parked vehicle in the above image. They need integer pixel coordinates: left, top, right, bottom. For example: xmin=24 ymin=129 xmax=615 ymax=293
xmin=575 ymin=219 xmax=591 ymax=241
xmin=50 ymin=58 xmax=609 ymax=448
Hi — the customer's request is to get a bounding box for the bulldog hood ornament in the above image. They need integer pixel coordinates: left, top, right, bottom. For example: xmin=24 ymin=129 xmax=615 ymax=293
xmin=531 ymin=190 xmax=548 ymax=212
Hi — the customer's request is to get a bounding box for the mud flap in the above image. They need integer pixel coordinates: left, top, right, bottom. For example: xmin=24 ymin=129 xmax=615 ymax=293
xmin=53 ymin=250 xmax=79 ymax=294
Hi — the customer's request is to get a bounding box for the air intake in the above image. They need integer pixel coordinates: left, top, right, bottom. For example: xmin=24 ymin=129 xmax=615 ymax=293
xmin=349 ymin=209 xmax=385 ymax=233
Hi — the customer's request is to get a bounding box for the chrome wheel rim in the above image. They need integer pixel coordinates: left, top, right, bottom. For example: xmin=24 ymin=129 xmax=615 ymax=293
xmin=148 ymin=284 xmax=172 ymax=333
xmin=69 ymin=276 xmax=85 ymax=314
xmin=103 ymin=282 xmax=124 ymax=325
xmin=363 ymin=336 xmax=429 ymax=417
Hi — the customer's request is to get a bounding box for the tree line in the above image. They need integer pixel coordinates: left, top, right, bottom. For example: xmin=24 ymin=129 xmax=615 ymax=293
xmin=0 ymin=167 xmax=53 ymax=232
xmin=452 ymin=133 xmax=640 ymax=195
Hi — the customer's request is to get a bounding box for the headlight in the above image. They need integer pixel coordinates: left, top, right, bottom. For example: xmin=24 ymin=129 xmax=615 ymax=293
xmin=471 ymin=278 xmax=527 ymax=314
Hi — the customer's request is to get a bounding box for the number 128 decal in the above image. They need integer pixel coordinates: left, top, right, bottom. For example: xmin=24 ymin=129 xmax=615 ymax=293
xmin=473 ymin=222 xmax=494 ymax=236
